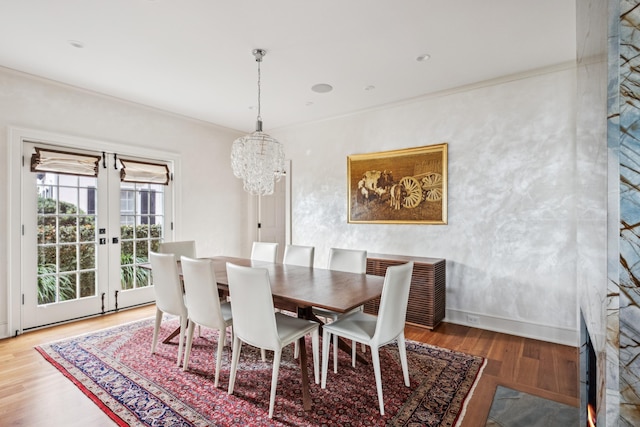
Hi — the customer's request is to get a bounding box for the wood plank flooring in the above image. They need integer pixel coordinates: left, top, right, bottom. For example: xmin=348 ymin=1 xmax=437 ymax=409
xmin=0 ymin=305 xmax=579 ymax=426
xmin=407 ymin=322 xmax=579 ymax=427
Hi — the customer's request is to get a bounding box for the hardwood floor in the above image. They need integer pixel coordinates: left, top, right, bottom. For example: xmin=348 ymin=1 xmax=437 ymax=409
xmin=406 ymin=322 xmax=579 ymax=427
xmin=0 ymin=305 xmax=579 ymax=426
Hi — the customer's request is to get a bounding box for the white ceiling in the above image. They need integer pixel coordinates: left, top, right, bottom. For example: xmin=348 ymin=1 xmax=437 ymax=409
xmin=0 ymin=0 xmax=576 ymax=133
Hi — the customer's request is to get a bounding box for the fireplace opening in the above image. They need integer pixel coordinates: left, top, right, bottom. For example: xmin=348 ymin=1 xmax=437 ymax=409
xmin=580 ymin=310 xmax=597 ymax=427
xmin=588 ymin=402 xmax=596 ymax=427
xmin=587 ymin=336 xmax=597 ymax=426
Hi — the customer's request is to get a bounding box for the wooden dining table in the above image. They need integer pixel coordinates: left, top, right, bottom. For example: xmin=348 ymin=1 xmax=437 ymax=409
xmin=146 ymin=255 xmax=386 ymax=411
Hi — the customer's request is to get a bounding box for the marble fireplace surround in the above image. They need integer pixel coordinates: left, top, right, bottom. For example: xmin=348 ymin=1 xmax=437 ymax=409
xmin=578 ymin=0 xmax=640 ymax=425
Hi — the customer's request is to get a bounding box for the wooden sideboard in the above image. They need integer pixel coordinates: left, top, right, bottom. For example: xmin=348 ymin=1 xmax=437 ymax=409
xmin=363 ymin=253 xmax=446 ymax=329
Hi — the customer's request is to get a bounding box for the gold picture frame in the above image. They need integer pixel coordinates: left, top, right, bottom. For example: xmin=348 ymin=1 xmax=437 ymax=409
xmin=347 ymin=143 xmax=448 ymax=224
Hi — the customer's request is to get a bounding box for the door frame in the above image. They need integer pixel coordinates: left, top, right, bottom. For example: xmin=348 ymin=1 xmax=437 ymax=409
xmin=7 ymin=126 xmax=182 ymax=336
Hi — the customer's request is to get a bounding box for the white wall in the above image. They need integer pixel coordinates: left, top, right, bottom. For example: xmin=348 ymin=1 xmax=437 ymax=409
xmin=0 ymin=64 xmax=583 ymax=345
xmin=273 ymin=65 xmax=580 ymax=345
xmin=0 ymin=67 xmax=248 ymax=337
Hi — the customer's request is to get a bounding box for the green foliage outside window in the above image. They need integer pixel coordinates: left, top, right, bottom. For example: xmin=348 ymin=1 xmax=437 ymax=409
xmin=120 ymin=253 xmax=151 ymax=290
xmin=37 ymin=264 xmax=75 ymax=304
xmin=120 ymin=224 xmax=161 ymax=289
xmin=36 ymin=197 xmax=162 ymax=302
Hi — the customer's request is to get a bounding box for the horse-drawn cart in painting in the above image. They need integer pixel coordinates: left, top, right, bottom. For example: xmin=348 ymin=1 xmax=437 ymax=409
xmin=397 ymin=163 xmax=444 ymax=208
xmin=348 ymin=143 xmax=448 ymax=224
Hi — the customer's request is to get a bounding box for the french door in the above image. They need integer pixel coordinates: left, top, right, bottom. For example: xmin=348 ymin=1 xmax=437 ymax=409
xmin=21 ymin=141 xmax=172 ymax=329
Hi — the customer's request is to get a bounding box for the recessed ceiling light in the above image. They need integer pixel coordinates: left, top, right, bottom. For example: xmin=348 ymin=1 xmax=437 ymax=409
xmin=68 ymin=40 xmax=85 ymax=49
xmin=311 ymin=83 xmax=333 ymax=93
xmin=416 ymin=53 xmax=431 ymax=62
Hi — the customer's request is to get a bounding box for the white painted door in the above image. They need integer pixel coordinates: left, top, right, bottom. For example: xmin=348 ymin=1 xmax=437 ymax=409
xmin=22 ymin=142 xmax=170 ymax=329
xmin=257 ymin=165 xmax=289 ymax=262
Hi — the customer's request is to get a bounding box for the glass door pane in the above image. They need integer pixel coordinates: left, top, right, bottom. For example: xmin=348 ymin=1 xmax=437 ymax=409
xmin=36 ymin=173 xmax=98 ymax=304
xmin=119 ymin=183 xmax=164 ymax=291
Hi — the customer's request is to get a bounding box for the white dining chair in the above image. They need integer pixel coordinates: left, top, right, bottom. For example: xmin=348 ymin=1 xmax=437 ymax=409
xmin=251 ymin=241 xmax=279 ymax=263
xmin=159 ymin=240 xmax=196 ymax=258
xmin=321 ymin=261 xmax=414 ymax=415
xmin=284 ymin=245 xmax=315 ymax=358
xmin=225 ymin=262 xmax=320 ymax=418
xmin=250 ymin=241 xmax=280 ymax=361
xmin=180 ymin=256 xmax=233 ymax=387
xmin=149 ymin=251 xmax=188 ymax=367
xmin=283 ymin=244 xmax=315 ymax=267
xmin=326 ymin=247 xmax=367 ymax=274
xmin=313 ymin=247 xmax=367 ymax=373
xmin=159 ymin=240 xmax=206 ymax=336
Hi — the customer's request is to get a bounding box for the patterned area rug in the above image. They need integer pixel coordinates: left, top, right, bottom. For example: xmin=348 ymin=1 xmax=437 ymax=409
xmin=36 ymin=316 xmax=485 ymax=426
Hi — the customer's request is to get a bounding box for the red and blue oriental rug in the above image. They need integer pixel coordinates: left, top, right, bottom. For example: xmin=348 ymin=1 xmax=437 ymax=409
xmin=36 ymin=317 xmax=485 ymax=426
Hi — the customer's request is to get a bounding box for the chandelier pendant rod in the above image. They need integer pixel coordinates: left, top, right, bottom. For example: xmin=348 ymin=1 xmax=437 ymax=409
xmin=254 ymin=48 xmax=264 ymax=131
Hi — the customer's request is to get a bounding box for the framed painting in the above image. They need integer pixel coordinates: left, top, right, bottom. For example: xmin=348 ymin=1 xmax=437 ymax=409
xmin=347 ymin=143 xmax=447 ymax=224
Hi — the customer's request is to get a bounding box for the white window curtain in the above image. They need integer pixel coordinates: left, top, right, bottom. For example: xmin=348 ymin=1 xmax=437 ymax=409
xmin=119 ymin=158 xmax=170 ymax=185
xmin=30 ymin=147 xmax=101 ymax=177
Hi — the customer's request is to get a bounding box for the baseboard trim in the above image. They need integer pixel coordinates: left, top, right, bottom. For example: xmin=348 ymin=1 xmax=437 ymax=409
xmin=0 ymin=322 xmax=10 ymax=340
xmin=445 ymin=309 xmax=578 ymax=347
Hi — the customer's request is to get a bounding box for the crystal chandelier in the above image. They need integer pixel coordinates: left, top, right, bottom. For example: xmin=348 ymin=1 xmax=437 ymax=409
xmin=231 ymin=49 xmax=285 ymax=196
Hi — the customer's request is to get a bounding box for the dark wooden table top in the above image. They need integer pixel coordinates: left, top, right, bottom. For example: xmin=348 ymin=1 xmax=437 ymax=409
xmin=209 ymin=256 xmax=385 ymax=313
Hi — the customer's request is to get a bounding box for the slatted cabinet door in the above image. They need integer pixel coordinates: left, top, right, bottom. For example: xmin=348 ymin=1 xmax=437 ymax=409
xmin=364 ymin=253 xmax=446 ymax=329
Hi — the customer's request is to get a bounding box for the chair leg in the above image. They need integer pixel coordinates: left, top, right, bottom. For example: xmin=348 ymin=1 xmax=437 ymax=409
xmin=355 ymin=307 xmax=366 ymax=353
xmin=261 ymin=348 xmax=267 ymax=362
xmin=182 ymin=320 xmax=196 ymax=371
xmin=268 ymin=349 xmax=282 ymax=418
xmin=352 ymin=340 xmax=357 ymax=368
xmin=214 ymin=327 xmax=226 ymax=388
xmin=228 ymin=337 xmax=242 ymax=395
xmin=321 ymin=329 xmax=331 ymax=389
xmin=397 ymin=334 xmax=410 ymax=387
xmin=311 ymin=328 xmax=320 ymax=384
xmin=326 ymin=315 xmax=339 ymax=373
xmin=371 ymin=347 xmax=385 ymax=415
xmin=151 ymin=309 xmax=163 ymax=354
xmin=294 ymin=340 xmax=299 ymax=358
xmin=333 ymin=333 xmax=338 ymax=373
xmin=175 ymin=316 xmax=187 ymax=367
